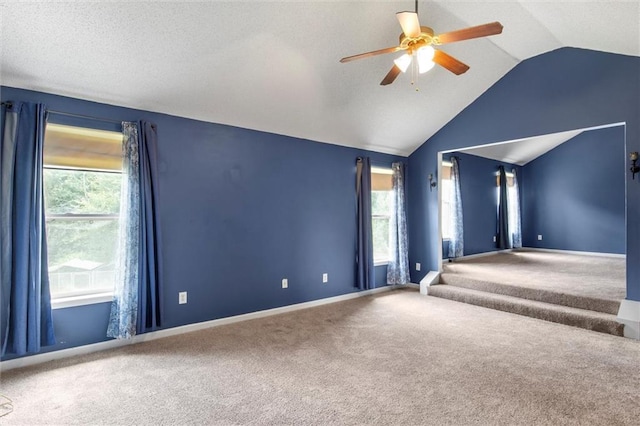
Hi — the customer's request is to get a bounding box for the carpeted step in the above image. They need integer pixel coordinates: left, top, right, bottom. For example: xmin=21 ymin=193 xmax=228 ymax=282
xmin=439 ymin=273 xmax=620 ymax=315
xmin=428 ymin=284 xmax=624 ymax=337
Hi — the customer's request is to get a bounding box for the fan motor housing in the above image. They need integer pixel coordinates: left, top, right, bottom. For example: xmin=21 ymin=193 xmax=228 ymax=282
xmin=399 ymin=26 xmax=436 ymax=52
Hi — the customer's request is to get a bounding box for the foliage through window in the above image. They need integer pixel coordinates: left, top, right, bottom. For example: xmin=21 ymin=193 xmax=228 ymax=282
xmin=371 ymin=167 xmax=393 ymax=263
xmin=43 ymin=123 xmax=123 ymax=299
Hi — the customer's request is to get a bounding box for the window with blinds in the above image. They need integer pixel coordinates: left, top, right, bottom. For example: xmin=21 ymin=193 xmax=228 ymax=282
xmin=43 ymin=123 xmax=123 ymax=299
xmin=441 ymin=161 xmax=453 ymax=239
xmin=371 ymin=167 xmax=393 ymax=263
xmin=496 ymin=172 xmax=515 ymax=188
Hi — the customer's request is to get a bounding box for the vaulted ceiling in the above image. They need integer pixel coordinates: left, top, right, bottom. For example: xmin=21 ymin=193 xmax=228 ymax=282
xmin=1 ymin=1 xmax=638 ymax=156
xmin=457 ymin=129 xmax=585 ymax=166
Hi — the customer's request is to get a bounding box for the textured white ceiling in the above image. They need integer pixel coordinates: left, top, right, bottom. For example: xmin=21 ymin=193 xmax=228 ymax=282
xmin=1 ymin=1 xmax=638 ymax=156
xmin=458 ymin=129 xmax=584 ymax=166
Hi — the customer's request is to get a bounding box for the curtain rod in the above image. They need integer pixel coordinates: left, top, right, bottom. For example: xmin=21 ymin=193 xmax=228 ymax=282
xmin=1 ymin=101 xmax=123 ymax=125
xmin=47 ymin=109 xmax=123 ymax=126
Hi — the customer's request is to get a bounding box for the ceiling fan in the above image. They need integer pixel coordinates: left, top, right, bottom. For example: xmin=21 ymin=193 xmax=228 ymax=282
xmin=340 ymin=2 xmax=503 ymax=86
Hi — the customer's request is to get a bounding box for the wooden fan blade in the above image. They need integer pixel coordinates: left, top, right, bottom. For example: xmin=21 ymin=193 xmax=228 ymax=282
xmin=433 ymin=50 xmax=470 ymax=75
xmin=340 ymin=46 xmax=403 ymax=63
xmin=396 ymin=11 xmax=421 ymax=38
xmin=380 ymin=65 xmax=402 ymax=86
xmin=436 ymin=22 xmax=503 ymax=44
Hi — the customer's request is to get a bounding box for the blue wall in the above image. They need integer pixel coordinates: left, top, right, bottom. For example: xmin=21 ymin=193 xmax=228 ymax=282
xmin=407 ymin=48 xmax=639 ymax=300
xmin=442 ymin=152 xmax=522 ymax=258
xmin=1 ymin=86 xmax=404 ymax=359
xmin=522 ymin=126 xmax=625 ymax=253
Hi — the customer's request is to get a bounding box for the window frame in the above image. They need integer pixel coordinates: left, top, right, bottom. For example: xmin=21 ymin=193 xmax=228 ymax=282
xmin=43 ymin=124 xmax=123 ymax=308
xmin=371 ymin=167 xmax=394 ymax=266
xmin=372 ymin=204 xmax=392 ymax=266
xmin=441 ymin=161 xmax=453 ymax=241
xmin=496 ymin=170 xmax=518 ymax=247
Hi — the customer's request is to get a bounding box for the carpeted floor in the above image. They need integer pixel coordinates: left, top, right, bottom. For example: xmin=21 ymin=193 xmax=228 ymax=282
xmin=443 ymin=250 xmax=626 ymax=301
xmin=2 ymin=288 xmax=640 ymax=425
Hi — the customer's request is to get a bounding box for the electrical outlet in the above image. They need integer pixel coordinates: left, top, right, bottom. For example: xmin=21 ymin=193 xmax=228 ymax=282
xmin=282 ymin=278 xmax=288 ymax=289
xmin=322 ymin=273 xmax=328 ymax=283
xmin=178 ymin=291 xmax=187 ymax=304
xmin=538 ymin=234 xmax=543 ymax=241
xmin=416 ymin=263 xmax=421 ymax=271
xmin=493 ymin=235 xmax=497 ymax=243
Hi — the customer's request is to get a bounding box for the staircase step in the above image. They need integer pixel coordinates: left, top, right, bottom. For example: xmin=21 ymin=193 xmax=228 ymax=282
xmin=440 ymin=273 xmax=620 ymax=315
xmin=428 ymin=284 xmax=624 ymax=337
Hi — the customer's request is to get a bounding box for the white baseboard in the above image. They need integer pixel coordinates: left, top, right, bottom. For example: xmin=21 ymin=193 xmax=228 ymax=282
xmin=443 ymin=248 xmax=625 ymax=262
xmin=419 ymin=271 xmax=440 ymax=295
xmin=617 ymin=299 xmax=640 ymax=340
xmin=522 ymin=247 xmax=625 ymax=259
xmin=443 ymin=250 xmax=513 ymax=263
xmin=1 ymin=285 xmax=398 ymax=372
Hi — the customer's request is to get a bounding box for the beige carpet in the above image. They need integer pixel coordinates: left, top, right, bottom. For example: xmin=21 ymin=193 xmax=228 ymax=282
xmin=2 ymin=288 xmax=640 ymax=425
xmin=443 ymin=250 xmax=626 ymax=301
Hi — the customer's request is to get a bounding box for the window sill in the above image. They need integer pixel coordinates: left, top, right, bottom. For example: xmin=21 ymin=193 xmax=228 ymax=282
xmin=52 ymin=292 xmax=113 ymax=309
xmin=374 ymin=259 xmax=389 ymax=267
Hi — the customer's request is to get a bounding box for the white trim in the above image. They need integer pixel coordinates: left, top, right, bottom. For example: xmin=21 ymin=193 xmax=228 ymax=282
xmin=522 ymin=247 xmax=625 ymax=259
xmin=437 ymin=151 xmax=444 ymax=270
xmin=374 ymin=259 xmax=389 ymax=267
xmin=617 ymin=299 xmax=640 ymax=339
xmin=1 ymin=286 xmax=398 ymax=371
xmin=437 ymin=122 xmax=626 ymax=155
xmin=443 ymin=248 xmax=625 ymax=263
xmin=444 ymin=249 xmax=513 ymax=262
xmin=52 ymin=293 xmax=113 ymax=309
xmin=419 ymin=271 xmax=440 ymax=295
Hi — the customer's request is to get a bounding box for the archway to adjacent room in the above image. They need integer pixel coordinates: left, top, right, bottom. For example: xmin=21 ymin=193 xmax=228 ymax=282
xmin=428 ymin=122 xmax=628 ymax=336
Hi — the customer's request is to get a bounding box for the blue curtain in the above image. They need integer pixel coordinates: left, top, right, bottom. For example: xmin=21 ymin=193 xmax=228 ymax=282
xmin=387 ymin=162 xmax=410 ymax=284
xmin=0 ymin=101 xmax=55 ymax=356
xmin=137 ymin=121 xmax=164 ymax=333
xmin=509 ymin=168 xmax=522 ymax=248
xmin=107 ymin=120 xmax=163 ymax=338
xmin=448 ymin=156 xmax=464 ymax=259
xmin=356 ymin=157 xmax=374 ymax=290
xmin=107 ymin=122 xmax=140 ymax=339
xmin=497 ymin=165 xmax=511 ymax=249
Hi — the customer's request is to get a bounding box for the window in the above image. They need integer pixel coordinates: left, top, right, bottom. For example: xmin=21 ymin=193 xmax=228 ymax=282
xmin=496 ymin=170 xmax=519 ymax=242
xmin=371 ymin=167 xmax=393 ymax=264
xmin=495 ymin=171 xmax=515 ymax=200
xmin=43 ymin=123 xmax=123 ymax=300
xmin=441 ymin=161 xmax=453 ymax=239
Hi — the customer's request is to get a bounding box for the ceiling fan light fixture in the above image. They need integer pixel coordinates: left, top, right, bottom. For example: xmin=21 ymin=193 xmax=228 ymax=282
xmin=339 ymin=5 xmax=503 ymax=86
xmin=394 ymin=53 xmax=412 ymax=73
xmin=417 ymin=46 xmax=435 ymax=74
xmin=418 ymin=58 xmax=435 ymax=74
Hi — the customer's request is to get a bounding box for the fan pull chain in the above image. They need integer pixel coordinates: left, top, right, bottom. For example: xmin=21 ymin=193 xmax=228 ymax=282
xmin=410 ymin=54 xmax=419 ymax=91
xmin=411 ymin=54 xmax=416 ymax=86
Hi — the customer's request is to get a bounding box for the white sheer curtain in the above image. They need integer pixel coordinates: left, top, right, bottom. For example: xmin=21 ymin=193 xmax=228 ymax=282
xmin=508 ymin=168 xmax=522 ymax=248
xmin=387 ymin=162 xmax=410 ymax=284
xmin=107 ymin=122 xmax=140 ymax=339
xmin=448 ymin=157 xmax=464 ymax=258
